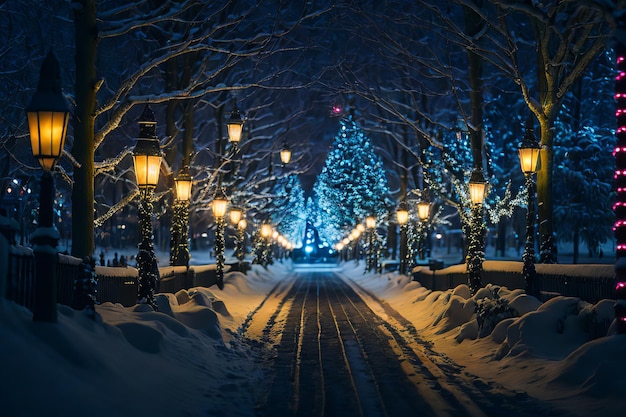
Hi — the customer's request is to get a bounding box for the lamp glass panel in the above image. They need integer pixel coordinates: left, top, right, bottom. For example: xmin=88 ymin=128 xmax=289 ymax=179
xmin=518 ymin=148 xmax=541 ymax=173
xmin=175 ymin=178 xmax=192 ymax=201
xmin=280 ymin=149 xmax=292 ymax=164
xmin=227 ymin=123 xmax=243 ymax=143
xmin=417 ymin=202 xmax=430 ymax=221
xmin=133 ymin=154 xmax=161 ymax=188
xmin=212 ymin=198 xmax=228 ymax=218
xmin=469 ymin=182 xmax=486 ymax=205
xmin=396 ymin=209 xmax=409 ymax=225
xmin=27 ymin=110 xmax=69 ymax=171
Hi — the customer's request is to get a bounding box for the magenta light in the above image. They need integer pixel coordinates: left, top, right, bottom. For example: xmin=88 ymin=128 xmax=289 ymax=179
xmin=617 ymin=282 xmax=626 ymax=289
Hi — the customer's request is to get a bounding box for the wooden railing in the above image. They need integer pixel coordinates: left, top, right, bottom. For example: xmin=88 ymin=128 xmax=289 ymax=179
xmin=412 ymin=260 xmax=615 ymax=304
xmin=3 ymin=243 xmax=230 ymax=309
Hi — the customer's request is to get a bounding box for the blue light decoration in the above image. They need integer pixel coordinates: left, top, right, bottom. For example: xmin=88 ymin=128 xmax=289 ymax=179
xmin=614 ymin=42 xmax=626 ymax=333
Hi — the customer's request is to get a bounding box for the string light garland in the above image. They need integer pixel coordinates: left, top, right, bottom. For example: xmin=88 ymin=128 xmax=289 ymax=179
xmin=615 ymin=47 xmax=626 ymax=331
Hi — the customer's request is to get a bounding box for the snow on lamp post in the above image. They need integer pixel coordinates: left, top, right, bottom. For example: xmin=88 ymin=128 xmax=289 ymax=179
xmin=396 ymin=201 xmax=409 ymax=275
xmin=467 ymin=168 xmax=487 ymax=294
xmin=519 ymin=119 xmax=541 ymax=298
xmin=26 ymin=50 xmax=71 ymax=322
xmin=133 ymin=105 xmax=162 ymax=308
xmin=170 ymin=167 xmax=192 ymax=267
xmin=212 ymin=187 xmax=228 ymax=289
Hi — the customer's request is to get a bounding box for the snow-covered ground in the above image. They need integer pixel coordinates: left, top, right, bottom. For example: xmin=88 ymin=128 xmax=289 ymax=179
xmin=1 ymin=255 xmax=624 ymax=416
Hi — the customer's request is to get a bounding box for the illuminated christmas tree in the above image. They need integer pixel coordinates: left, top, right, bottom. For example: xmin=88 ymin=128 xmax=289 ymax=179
xmin=312 ymin=116 xmax=391 ymax=243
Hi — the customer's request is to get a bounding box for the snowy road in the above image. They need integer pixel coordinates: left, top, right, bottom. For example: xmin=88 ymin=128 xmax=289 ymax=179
xmin=247 ymin=266 xmax=570 ymax=417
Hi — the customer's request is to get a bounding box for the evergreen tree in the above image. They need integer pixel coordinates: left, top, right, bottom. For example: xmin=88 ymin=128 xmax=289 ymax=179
xmin=273 ymin=175 xmax=306 ymax=247
xmin=312 ymin=116 xmax=391 ymax=243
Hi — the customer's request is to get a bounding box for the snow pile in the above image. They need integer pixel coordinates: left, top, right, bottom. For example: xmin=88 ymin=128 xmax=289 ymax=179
xmin=0 ymin=263 xmax=288 ymax=417
xmin=343 ymin=265 xmax=626 ymax=417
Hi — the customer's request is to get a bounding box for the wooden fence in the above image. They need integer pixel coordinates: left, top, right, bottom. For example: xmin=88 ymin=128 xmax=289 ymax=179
xmin=412 ymin=260 xmax=616 ymax=304
xmin=3 ymin=243 xmax=232 ymax=310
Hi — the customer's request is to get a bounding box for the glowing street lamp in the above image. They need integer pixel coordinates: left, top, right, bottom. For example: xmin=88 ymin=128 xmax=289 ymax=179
xmin=280 ymin=142 xmax=292 ymax=165
xmin=467 ymin=167 xmax=487 ymax=293
xmin=229 ymin=206 xmax=243 ymax=226
xmin=212 ymin=187 xmax=228 ymax=289
xmin=227 ymin=107 xmax=244 ymax=148
xmin=26 ymin=50 xmax=71 ymax=322
xmin=519 ymin=118 xmax=542 ymax=297
xmin=468 ymin=168 xmax=487 ymax=206
xmin=417 ymin=200 xmax=431 ymax=261
xmin=133 ymin=105 xmax=162 ymax=308
xmin=170 ymin=167 xmax=192 ymax=267
xmin=396 ymin=201 xmax=409 ymax=275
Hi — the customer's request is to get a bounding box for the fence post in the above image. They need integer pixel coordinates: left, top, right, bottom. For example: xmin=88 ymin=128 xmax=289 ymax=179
xmin=0 ymin=215 xmax=19 ymax=301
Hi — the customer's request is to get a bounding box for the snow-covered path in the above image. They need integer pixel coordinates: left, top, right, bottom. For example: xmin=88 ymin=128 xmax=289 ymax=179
xmin=248 ymin=265 xmax=572 ymax=417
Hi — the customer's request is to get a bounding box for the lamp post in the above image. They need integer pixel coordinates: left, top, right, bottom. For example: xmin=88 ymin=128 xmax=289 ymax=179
xmin=396 ymin=201 xmax=409 ymax=275
xmin=170 ymin=167 xmax=192 ymax=267
xmin=26 ymin=50 xmax=71 ymax=322
xmin=365 ymin=215 xmax=377 ymax=272
xmin=467 ymin=168 xmax=487 ymax=294
xmin=417 ymin=200 xmax=431 ymax=260
xmin=236 ymin=217 xmax=247 ymax=271
xmin=518 ymin=119 xmax=541 ymax=298
xmin=260 ymin=222 xmax=273 ymax=267
xmin=212 ymin=187 xmax=228 ymax=289
xmin=133 ymin=105 xmax=162 ymax=308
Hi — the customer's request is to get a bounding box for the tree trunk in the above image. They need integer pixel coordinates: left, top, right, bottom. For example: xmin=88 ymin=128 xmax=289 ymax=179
xmin=536 ymin=118 xmax=556 ymax=263
xmin=71 ymin=0 xmax=97 ymax=258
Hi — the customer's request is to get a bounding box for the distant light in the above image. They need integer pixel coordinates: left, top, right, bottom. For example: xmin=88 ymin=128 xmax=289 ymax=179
xmin=436 ymin=233 xmax=443 ymax=240
xmin=201 ymin=232 xmax=208 ymax=238
xmin=305 ymin=246 xmax=313 ymax=254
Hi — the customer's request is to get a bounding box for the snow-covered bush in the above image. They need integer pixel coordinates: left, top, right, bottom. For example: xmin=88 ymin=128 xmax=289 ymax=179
xmin=475 ymin=289 xmax=517 ymax=338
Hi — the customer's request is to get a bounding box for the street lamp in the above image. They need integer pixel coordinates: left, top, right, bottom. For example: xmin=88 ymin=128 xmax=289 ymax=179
xmin=280 ymin=142 xmax=292 ymax=165
xmin=396 ymin=201 xmax=409 ymax=275
xmin=170 ymin=167 xmax=192 ymax=267
xmin=133 ymin=104 xmax=162 ymax=308
xmin=236 ymin=217 xmax=247 ymax=271
xmin=227 ymin=107 xmax=244 ymax=149
xmin=417 ymin=200 xmax=431 ymax=261
xmin=519 ymin=119 xmax=541 ymax=297
xmin=26 ymin=50 xmax=71 ymax=322
xmin=467 ymin=168 xmax=487 ymax=294
xmin=229 ymin=206 xmax=243 ymax=226
xmin=212 ymin=187 xmax=228 ymax=289
xmin=257 ymin=222 xmax=273 ymax=267
xmin=365 ymin=215 xmax=378 ymax=272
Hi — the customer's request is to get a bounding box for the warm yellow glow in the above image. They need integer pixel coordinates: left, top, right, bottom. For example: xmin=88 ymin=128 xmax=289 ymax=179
xmin=417 ymin=202 xmax=430 ymax=221
xmin=518 ymin=147 xmax=541 ymax=174
xmin=212 ymin=196 xmax=228 ymax=219
xmin=229 ymin=207 xmax=243 ymax=225
xmin=27 ymin=110 xmax=69 ymax=171
xmin=280 ymin=148 xmax=292 ymax=164
xmin=366 ymin=216 xmax=376 ymax=229
xmin=238 ymin=218 xmax=247 ymax=230
xmin=356 ymin=224 xmax=365 ymax=233
xmin=227 ymin=123 xmax=243 ymax=143
xmin=261 ymin=223 xmax=273 ymax=238
xmin=349 ymin=229 xmax=360 ymax=240
xmin=133 ymin=154 xmax=161 ymax=189
xmin=336 ymin=242 xmax=345 ymax=251
xmin=396 ymin=208 xmax=409 ymax=225
xmin=174 ymin=175 xmax=192 ymax=201
xmin=469 ymin=181 xmax=487 ymax=205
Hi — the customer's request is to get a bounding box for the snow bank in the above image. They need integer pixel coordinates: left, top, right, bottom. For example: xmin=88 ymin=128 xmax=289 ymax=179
xmin=342 ymin=266 xmax=626 ymax=417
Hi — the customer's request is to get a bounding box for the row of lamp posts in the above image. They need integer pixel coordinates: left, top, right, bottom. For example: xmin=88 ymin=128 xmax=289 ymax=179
xmin=391 ymin=121 xmax=540 ymax=295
